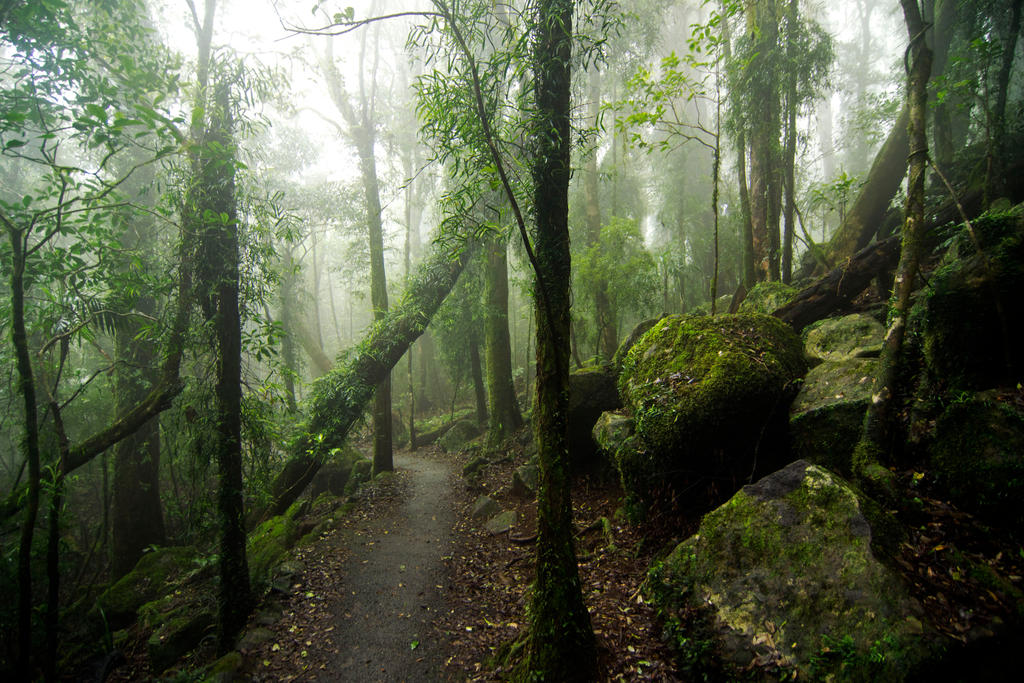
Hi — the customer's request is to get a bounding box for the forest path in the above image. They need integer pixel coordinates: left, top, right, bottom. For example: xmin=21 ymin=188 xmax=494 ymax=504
xmin=244 ymin=449 xmax=458 ymax=682
xmin=322 ymin=451 xmax=456 ymax=681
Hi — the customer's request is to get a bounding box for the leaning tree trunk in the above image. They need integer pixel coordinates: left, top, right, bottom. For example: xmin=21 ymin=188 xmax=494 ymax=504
xmin=518 ymin=0 xmax=597 ymax=679
xmin=852 ymin=0 xmax=932 ymax=499
xmin=796 ymin=105 xmax=910 ymax=278
xmin=264 ymin=237 xmax=478 ymax=517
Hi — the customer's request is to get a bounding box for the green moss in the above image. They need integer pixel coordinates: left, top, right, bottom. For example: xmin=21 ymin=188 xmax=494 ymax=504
xmin=738 ymin=280 xmax=799 ymax=315
xmin=649 ymin=462 xmax=939 ymax=680
xmin=790 ymin=358 xmax=877 ymax=475
xmin=803 ymin=313 xmax=886 ymax=362
xmin=247 ymin=511 xmax=299 ymax=585
xmin=930 ymin=395 xmax=1024 ymax=532
xmin=921 ymin=206 xmax=1024 ymax=390
xmin=617 ymin=314 xmax=807 ymax=507
xmin=95 ymin=547 xmax=199 ymax=629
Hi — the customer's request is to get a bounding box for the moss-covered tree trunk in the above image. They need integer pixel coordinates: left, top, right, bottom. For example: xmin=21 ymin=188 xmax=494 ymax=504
xmin=484 ymin=237 xmax=523 ymax=444
xmin=198 ymin=78 xmax=252 ymax=651
xmin=853 ymin=0 xmax=932 ymax=497
xmin=264 ymin=238 xmax=477 ymax=517
xmin=519 ymin=0 xmax=597 ymax=679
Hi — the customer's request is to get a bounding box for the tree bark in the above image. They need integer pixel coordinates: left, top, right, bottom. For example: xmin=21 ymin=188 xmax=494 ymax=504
xmin=469 ymin=338 xmax=488 ymax=427
xmin=264 ymin=237 xmax=477 ymax=518
xmin=519 ymin=0 xmax=596 ymax=679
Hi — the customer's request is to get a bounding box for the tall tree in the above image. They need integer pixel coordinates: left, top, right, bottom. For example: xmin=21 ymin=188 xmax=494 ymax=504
xmin=184 ymin=0 xmax=251 ymax=650
xmin=519 ymin=0 xmax=597 ymax=678
xmin=853 ymin=0 xmax=932 ymax=497
xmin=319 ymin=30 xmax=393 ymax=474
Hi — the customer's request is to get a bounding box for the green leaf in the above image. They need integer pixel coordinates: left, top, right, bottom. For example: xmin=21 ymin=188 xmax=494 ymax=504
xmin=5 ymin=139 xmax=27 ymax=149
xmin=409 ymin=640 xmax=419 ymax=650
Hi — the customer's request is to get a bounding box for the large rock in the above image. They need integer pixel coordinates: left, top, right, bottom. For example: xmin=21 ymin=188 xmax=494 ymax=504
xmin=437 ymin=418 xmax=480 ymax=453
xmin=94 ymin=547 xmax=199 ymax=629
xmin=738 ymin=280 xmax=798 ymax=315
xmin=921 ymin=205 xmax=1024 ymax=389
xmin=804 ymin=313 xmax=885 ymax=363
xmin=617 ymin=314 xmax=807 ymax=507
xmin=649 ymin=460 xmax=937 ymax=680
xmin=308 ymin=444 xmax=366 ymax=499
xmin=567 ymin=364 xmax=622 ymax=470
xmin=789 ymin=357 xmax=876 ymax=476
xmin=929 ymin=394 xmax=1024 ymax=533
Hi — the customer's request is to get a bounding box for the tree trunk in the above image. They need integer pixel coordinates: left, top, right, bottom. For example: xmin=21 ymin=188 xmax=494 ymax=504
xmin=484 ymin=238 xmax=523 ymax=444
xmin=781 ymin=0 xmax=799 ymax=284
xmin=9 ymin=221 xmax=41 ymax=679
xmin=853 ymin=0 xmax=932 ymax=498
xmin=199 ymin=78 xmax=252 ymax=651
xmin=111 ymin=296 xmax=167 ymax=578
xmin=264 ymin=237 xmax=478 ymax=517
xmin=519 ymin=0 xmax=596 ymax=679
xmin=469 ymin=338 xmax=488 ymax=427
xmin=988 ymin=0 xmax=1023 ymax=202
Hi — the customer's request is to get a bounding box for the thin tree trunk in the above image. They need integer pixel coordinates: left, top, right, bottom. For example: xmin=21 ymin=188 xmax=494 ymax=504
xmin=484 ymin=238 xmax=523 ymax=445
xmin=9 ymin=221 xmax=41 ymax=679
xmin=469 ymin=339 xmax=488 ymax=427
xmin=853 ymin=0 xmax=932 ymax=498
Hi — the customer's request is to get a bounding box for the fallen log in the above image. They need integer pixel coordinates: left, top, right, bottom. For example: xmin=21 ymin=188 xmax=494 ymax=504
xmin=773 ymin=234 xmax=901 ymax=332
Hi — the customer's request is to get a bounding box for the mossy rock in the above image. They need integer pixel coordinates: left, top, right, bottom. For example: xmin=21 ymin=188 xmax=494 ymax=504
xmin=790 ymin=357 xmax=876 ymax=476
xmin=308 ymin=444 xmax=365 ymax=499
xmin=147 ymin=607 xmax=215 ymax=673
xmin=612 ymin=317 xmax=662 ymax=371
xmin=343 ymin=458 xmax=373 ymax=495
xmin=592 ymin=410 xmax=635 ymax=458
xmin=437 ymin=418 xmax=480 ymax=453
xmin=921 ymin=205 xmax=1024 ymax=390
xmin=568 ymin=365 xmax=622 ymax=471
xmin=739 ymin=280 xmax=799 ymax=315
xmin=689 ymin=293 xmax=733 ymax=316
xmin=247 ymin=499 xmax=311 ymax=585
xmin=929 ymin=394 xmax=1024 ymax=533
xmin=648 ymin=460 xmax=939 ymax=681
xmin=617 ymin=314 xmax=807 ymax=507
xmin=804 ymin=313 xmax=886 ymax=363
xmin=94 ymin=547 xmax=199 ymax=629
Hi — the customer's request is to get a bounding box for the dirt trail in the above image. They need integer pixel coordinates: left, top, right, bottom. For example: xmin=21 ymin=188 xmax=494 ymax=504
xmin=321 ymin=452 xmax=456 ymax=681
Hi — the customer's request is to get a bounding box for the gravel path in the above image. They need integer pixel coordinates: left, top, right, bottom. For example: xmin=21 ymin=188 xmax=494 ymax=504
xmin=322 ymin=452 xmax=456 ymax=682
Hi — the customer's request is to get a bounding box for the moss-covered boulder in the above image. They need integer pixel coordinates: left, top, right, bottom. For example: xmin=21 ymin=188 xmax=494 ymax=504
xmin=592 ymin=411 xmax=635 ymax=457
xmin=649 ymin=460 xmax=937 ymax=681
xmin=94 ymin=547 xmax=199 ymax=629
xmin=308 ymin=444 xmax=366 ymax=499
xmin=739 ymin=280 xmax=798 ymax=315
xmin=568 ymin=364 xmax=622 ymax=470
xmin=612 ymin=317 xmax=661 ymax=371
xmin=617 ymin=314 xmax=807 ymax=506
xmin=690 ymin=293 xmax=733 ymax=316
xmin=146 ymin=606 xmax=215 ymax=673
xmin=929 ymin=394 xmax=1024 ymax=532
xmin=804 ymin=313 xmax=885 ymax=363
xmin=790 ymin=358 xmax=876 ymax=476
xmin=437 ymin=418 xmax=480 ymax=453
xmin=921 ymin=205 xmax=1024 ymax=389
